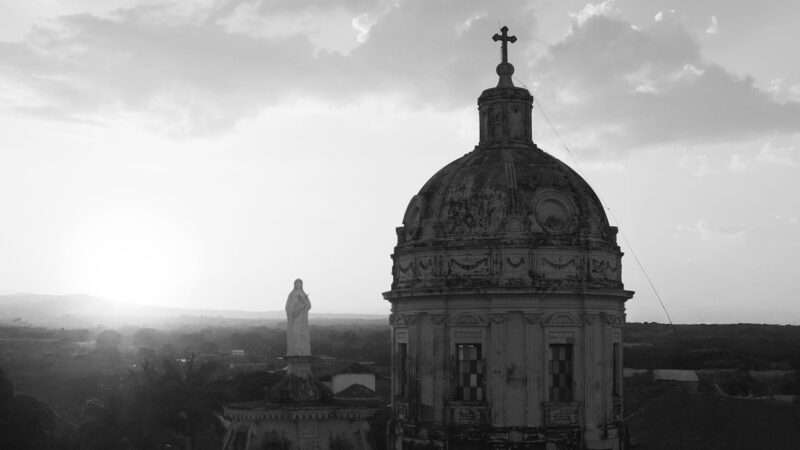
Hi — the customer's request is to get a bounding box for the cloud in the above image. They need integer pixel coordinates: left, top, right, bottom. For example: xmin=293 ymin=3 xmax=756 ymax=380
xmin=728 ymin=153 xmax=747 ymax=172
xmin=705 ymin=15 xmax=719 ymax=35
xmin=677 ymin=219 xmax=745 ymax=243
xmin=653 ymin=9 xmax=674 ymax=23
xmin=678 ymin=152 xmax=715 ymax=177
xmin=756 ymin=140 xmax=799 ymax=166
xmin=569 ymin=0 xmax=617 ymax=26
xmin=766 ymin=78 xmax=800 ymax=102
xmin=0 ymin=0 xmax=538 ymax=135
xmin=532 ymin=14 xmax=800 ymax=156
xmin=1 ymin=0 xmax=799 ymax=146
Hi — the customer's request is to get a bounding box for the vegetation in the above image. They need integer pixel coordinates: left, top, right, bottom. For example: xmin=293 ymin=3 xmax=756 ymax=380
xmin=624 ymin=322 xmax=800 ymax=371
xmin=625 ymin=376 xmax=800 ymax=450
xmin=0 ymin=321 xmax=389 ymax=449
xmin=0 ymin=321 xmax=798 ymax=449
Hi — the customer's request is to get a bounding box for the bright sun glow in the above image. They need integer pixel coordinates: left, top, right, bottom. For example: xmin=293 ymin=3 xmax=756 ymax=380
xmin=62 ymin=207 xmax=198 ymax=306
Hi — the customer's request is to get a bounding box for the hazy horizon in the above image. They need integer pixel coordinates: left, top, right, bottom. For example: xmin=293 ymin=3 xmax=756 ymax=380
xmin=2 ymin=1 xmax=800 ymax=323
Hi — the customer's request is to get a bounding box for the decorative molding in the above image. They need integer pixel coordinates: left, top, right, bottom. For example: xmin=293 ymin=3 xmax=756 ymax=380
xmin=398 ymin=261 xmax=415 ymax=274
xmin=600 ymin=312 xmax=623 ymax=326
xmin=430 ymin=314 xmax=448 ymax=325
xmin=417 ymin=256 xmax=435 ymax=276
xmin=524 ymin=313 xmax=544 ymax=324
xmin=590 ymin=256 xmax=620 ymax=281
xmin=223 ymin=406 xmax=373 ymax=422
xmin=506 ymin=256 xmax=525 ymax=268
xmin=448 ymin=405 xmax=489 ymax=426
xmin=543 ymin=402 xmax=580 ymax=427
xmin=581 ymin=313 xmax=597 ymax=325
xmin=450 ymin=313 xmax=486 ymax=327
xmin=544 ymin=312 xmax=578 ymax=327
xmin=393 ymin=314 xmax=407 ymax=327
xmin=542 ymin=257 xmax=578 ymax=270
xmin=488 ymin=313 xmax=506 ymax=324
xmin=611 ymin=328 xmax=622 ymax=342
xmin=453 ymin=328 xmax=484 ymax=341
xmin=449 ymin=257 xmax=489 ymax=273
xmin=395 ymin=328 xmax=409 ymax=343
xmin=546 ymin=329 xmax=576 ymax=344
xmin=402 ymin=313 xmax=419 ymax=326
xmin=531 ymin=189 xmax=578 ymax=234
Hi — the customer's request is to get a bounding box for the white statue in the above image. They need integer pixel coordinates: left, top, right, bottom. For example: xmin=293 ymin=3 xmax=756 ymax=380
xmin=285 ymin=278 xmax=311 ymax=356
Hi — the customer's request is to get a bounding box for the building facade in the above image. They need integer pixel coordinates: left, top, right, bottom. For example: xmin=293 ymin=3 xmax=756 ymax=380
xmin=384 ymin=27 xmax=633 ymax=450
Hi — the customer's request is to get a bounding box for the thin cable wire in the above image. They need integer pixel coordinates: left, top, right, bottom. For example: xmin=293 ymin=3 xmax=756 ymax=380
xmin=606 ymin=209 xmax=674 ymax=326
xmin=535 ymin=100 xmax=675 ymax=327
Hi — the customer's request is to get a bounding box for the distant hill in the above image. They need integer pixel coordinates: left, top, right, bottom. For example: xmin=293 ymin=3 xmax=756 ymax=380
xmin=0 ymin=294 xmax=385 ymax=329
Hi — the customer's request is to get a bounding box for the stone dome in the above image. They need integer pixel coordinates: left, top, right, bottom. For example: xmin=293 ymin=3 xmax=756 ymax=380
xmin=386 ymin=44 xmax=624 ymax=296
xmin=399 ymin=145 xmax=613 ymax=246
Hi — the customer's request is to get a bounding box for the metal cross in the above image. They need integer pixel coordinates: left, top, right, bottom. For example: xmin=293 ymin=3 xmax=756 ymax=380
xmin=492 ymin=26 xmax=517 ymax=64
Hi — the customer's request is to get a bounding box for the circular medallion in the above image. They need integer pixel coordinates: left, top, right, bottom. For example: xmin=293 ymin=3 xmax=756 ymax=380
xmin=533 ymin=192 xmax=576 ymax=233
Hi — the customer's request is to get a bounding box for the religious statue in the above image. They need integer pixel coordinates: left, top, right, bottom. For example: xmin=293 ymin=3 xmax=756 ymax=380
xmin=285 ymin=278 xmax=311 ymax=356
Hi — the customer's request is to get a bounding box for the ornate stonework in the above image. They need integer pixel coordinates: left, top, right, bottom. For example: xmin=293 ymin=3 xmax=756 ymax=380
xmin=385 ymin=26 xmax=633 ymax=450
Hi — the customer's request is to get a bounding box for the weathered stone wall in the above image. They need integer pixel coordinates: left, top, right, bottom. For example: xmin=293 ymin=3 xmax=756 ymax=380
xmin=389 ymin=302 xmax=625 ymax=433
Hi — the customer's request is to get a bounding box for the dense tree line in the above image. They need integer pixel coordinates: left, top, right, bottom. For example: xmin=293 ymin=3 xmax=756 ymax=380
xmin=624 ymin=323 xmax=800 ymax=371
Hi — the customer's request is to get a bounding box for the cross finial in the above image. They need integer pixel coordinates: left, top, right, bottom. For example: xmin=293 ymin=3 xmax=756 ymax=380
xmin=492 ymin=26 xmax=517 ymax=88
xmin=492 ymin=26 xmax=517 ymax=64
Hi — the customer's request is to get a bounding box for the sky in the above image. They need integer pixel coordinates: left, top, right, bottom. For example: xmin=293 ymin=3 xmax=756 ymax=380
xmin=1 ymin=0 xmax=799 ymax=323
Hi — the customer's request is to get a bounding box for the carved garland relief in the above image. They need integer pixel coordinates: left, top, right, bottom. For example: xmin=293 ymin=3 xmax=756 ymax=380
xmin=394 ymin=249 xmax=621 ymax=289
xmin=536 ymin=253 xmax=583 ymax=281
xmin=416 ymin=255 xmax=436 ymax=279
xmin=590 ymin=256 xmax=620 ymax=282
xmin=390 ymin=311 xmax=622 ymax=330
xmin=446 ymin=253 xmax=491 ymax=277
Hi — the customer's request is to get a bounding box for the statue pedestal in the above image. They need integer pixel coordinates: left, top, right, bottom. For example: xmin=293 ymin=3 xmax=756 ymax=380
xmin=285 ymin=355 xmax=314 ymax=378
xmin=268 ymin=355 xmax=329 ymax=403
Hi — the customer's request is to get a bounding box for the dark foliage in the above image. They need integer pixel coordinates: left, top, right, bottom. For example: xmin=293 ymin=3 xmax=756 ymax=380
xmin=624 ymin=323 xmax=800 ymax=371
xmin=77 ymin=356 xmax=226 ymax=450
xmin=625 ymin=382 xmax=800 ymax=450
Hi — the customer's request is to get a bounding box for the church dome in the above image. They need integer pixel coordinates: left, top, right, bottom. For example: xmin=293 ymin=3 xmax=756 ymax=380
xmin=399 ymin=144 xmax=612 ymax=245
xmin=384 ymin=28 xmax=632 ymax=450
xmin=387 ymin=28 xmax=623 ymax=295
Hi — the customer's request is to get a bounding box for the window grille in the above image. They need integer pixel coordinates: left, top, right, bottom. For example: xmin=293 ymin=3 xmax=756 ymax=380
xmin=455 ymin=343 xmax=484 ymax=402
xmin=549 ymin=343 xmax=574 ymax=402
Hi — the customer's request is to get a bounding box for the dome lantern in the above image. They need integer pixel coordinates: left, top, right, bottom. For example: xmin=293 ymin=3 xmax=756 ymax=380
xmin=479 ymin=26 xmax=534 ymax=148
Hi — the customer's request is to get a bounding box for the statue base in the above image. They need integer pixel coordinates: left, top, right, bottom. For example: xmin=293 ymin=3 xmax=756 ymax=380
xmin=268 ymin=355 xmax=330 ymax=403
xmin=285 ymin=355 xmax=314 ymax=378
